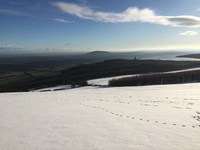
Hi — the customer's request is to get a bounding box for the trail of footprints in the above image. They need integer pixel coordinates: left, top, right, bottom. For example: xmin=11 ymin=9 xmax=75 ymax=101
xmin=68 ymin=101 xmax=200 ymax=129
xmin=68 ymin=98 xmax=196 ymax=110
xmin=71 ymin=96 xmax=198 ymax=110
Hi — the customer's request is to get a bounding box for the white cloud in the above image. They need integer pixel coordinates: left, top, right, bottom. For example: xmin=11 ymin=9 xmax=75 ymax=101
xmin=166 ymin=16 xmax=200 ymax=27
xmin=180 ymin=31 xmax=198 ymax=36
xmin=0 ymin=44 xmax=25 ymax=52
xmin=50 ymin=18 xmax=71 ymax=23
xmin=51 ymin=2 xmax=200 ymax=27
xmin=0 ymin=44 xmax=81 ymax=53
xmin=0 ymin=44 xmax=52 ymax=53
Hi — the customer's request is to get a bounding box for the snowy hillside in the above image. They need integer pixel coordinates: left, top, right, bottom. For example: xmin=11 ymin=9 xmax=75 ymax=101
xmin=0 ymin=83 xmax=200 ymax=150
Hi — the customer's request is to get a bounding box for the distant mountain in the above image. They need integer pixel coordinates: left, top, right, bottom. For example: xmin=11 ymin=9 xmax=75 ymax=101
xmin=177 ymin=53 xmax=200 ymax=59
xmin=85 ymin=51 xmax=110 ymax=55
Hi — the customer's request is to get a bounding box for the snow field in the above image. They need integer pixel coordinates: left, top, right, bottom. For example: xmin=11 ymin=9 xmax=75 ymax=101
xmin=0 ymin=83 xmax=200 ymax=150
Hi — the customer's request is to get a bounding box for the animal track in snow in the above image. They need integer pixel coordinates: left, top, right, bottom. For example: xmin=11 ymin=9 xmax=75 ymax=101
xmin=74 ymin=102 xmax=199 ymax=129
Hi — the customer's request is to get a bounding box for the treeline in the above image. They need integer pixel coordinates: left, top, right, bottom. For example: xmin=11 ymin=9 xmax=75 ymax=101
xmin=0 ymin=78 xmax=87 ymax=93
xmin=109 ymin=70 xmax=200 ymax=86
xmin=62 ymin=59 xmax=200 ymax=80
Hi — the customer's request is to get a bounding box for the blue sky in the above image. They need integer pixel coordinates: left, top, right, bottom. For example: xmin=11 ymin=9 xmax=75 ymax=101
xmin=0 ymin=0 xmax=200 ymax=53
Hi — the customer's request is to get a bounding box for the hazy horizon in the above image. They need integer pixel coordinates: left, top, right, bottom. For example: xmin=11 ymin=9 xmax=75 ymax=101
xmin=0 ymin=49 xmax=197 ymax=56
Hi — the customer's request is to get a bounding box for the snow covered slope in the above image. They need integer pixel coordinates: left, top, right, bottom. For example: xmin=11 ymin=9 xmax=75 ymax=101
xmin=0 ymin=83 xmax=200 ymax=150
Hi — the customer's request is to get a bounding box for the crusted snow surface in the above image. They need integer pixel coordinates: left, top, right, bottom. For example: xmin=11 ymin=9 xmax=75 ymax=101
xmin=0 ymin=83 xmax=200 ymax=150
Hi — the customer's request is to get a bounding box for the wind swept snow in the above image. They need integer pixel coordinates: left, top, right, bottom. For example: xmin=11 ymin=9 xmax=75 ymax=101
xmin=0 ymin=83 xmax=200 ymax=150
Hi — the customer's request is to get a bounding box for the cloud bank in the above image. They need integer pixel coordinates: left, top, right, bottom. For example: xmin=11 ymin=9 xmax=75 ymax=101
xmin=52 ymin=2 xmax=200 ymax=27
xmin=180 ymin=31 xmax=198 ymax=36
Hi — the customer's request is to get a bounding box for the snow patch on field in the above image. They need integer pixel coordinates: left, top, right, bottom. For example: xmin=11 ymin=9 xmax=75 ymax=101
xmin=0 ymin=83 xmax=200 ymax=150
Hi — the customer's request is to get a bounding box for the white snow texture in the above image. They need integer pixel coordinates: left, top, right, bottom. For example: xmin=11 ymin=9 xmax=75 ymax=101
xmin=0 ymin=83 xmax=200 ymax=150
